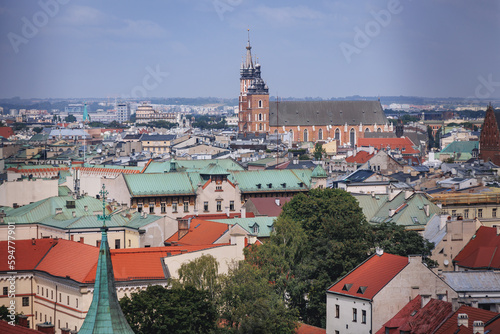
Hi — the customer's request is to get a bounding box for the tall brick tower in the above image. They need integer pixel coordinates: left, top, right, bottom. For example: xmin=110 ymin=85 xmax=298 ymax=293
xmin=238 ymin=31 xmax=269 ymax=135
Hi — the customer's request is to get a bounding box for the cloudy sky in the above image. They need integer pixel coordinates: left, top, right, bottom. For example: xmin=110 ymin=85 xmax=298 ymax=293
xmin=0 ymin=0 xmax=499 ymax=100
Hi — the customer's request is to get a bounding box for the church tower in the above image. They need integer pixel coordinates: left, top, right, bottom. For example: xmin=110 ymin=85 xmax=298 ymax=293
xmin=238 ymin=31 xmax=269 ymax=135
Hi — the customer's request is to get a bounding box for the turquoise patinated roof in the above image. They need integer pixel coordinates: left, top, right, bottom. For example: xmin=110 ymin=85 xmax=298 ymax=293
xmin=78 ymin=227 xmax=135 ymax=333
xmin=212 ymin=217 xmax=276 ymax=238
xmin=311 ymin=165 xmax=327 ymax=178
xmin=124 ymin=173 xmax=196 ymax=196
xmin=230 ymin=169 xmax=312 ymax=193
xmin=199 ymin=163 xmax=230 ymax=176
xmin=143 ymin=158 xmax=244 ymax=174
xmin=441 ymin=141 xmax=479 ymax=154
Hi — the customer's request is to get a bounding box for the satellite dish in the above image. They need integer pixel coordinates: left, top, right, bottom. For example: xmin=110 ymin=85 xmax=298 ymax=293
xmin=97 ymin=148 xmax=102 ymax=153
xmin=444 ymin=259 xmax=449 ymax=266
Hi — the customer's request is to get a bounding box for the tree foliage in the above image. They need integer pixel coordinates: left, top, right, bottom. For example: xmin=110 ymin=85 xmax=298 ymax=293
xmin=120 ymin=285 xmax=217 ymax=334
xmin=313 ymin=142 xmax=326 ymax=160
xmin=246 ymin=188 xmax=436 ymax=328
xmin=65 ymin=114 xmax=77 ymax=122
xmin=171 ymin=254 xmax=220 ymax=300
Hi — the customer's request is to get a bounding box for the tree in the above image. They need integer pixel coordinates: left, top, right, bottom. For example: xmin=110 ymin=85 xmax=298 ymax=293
xmin=171 ymin=254 xmax=220 ymax=300
xmin=120 ymin=285 xmax=217 ymax=334
xmin=65 ymin=114 xmax=77 ymax=122
xmin=218 ymin=261 xmax=298 ymax=334
xmin=32 ymin=127 xmax=43 ymax=133
xmin=313 ymin=142 xmax=326 ymax=160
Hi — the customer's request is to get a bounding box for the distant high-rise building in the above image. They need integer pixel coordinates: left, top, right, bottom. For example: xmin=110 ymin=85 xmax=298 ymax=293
xmin=116 ymin=102 xmax=130 ymax=123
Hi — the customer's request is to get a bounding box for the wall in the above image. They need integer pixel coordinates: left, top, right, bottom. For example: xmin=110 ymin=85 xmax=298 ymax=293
xmin=0 ymin=179 xmax=58 ymax=207
xmin=326 ymin=293 xmax=371 ymax=334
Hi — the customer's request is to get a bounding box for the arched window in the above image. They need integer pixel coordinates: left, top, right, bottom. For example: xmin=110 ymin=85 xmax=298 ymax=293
xmin=350 ymin=128 xmax=355 ymax=147
xmin=258 ymin=100 xmax=263 ymax=108
xmin=259 ymin=124 xmax=262 ymax=131
xmin=259 ymin=113 xmax=262 ymax=121
xmin=365 ymin=128 xmax=370 ymax=132
xmin=303 ymin=129 xmax=308 ymax=142
xmin=335 ymin=128 xmax=340 ymax=140
xmin=377 ymin=128 xmax=382 ymax=132
xmin=289 ymin=129 xmax=294 ymax=141
xmin=318 ymin=128 xmax=323 ymax=140
xmin=248 ymin=100 xmax=251 ymax=108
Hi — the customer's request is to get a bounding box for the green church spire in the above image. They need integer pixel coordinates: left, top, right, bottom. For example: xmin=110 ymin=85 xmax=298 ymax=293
xmin=78 ymin=185 xmax=134 ymax=334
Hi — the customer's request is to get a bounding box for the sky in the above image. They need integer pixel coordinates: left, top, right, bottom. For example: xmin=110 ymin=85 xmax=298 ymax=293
xmin=0 ymin=0 xmax=499 ymax=100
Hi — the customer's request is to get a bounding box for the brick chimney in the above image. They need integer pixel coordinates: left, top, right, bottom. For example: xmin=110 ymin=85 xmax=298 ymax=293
xmin=60 ymin=328 xmax=71 ymax=334
xmin=473 ymin=321 xmax=484 ymax=334
xmin=36 ymin=322 xmax=55 ymax=334
xmin=17 ymin=314 xmax=28 ymax=328
xmin=457 ymin=313 xmax=469 ymax=327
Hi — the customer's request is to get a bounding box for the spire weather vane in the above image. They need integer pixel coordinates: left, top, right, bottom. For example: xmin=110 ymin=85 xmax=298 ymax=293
xmin=97 ymin=184 xmax=110 ymax=227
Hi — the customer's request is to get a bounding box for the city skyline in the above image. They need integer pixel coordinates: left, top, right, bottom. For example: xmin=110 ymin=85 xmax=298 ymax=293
xmin=0 ymin=0 xmax=499 ymax=100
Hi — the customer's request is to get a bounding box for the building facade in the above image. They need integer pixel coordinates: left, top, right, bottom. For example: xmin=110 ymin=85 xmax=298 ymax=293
xmin=479 ymin=104 xmax=500 ymax=165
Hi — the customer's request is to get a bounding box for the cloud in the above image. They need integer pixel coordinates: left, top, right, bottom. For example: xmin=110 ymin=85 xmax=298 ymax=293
xmin=56 ymin=5 xmax=168 ymax=39
xmin=254 ymin=5 xmax=325 ymax=25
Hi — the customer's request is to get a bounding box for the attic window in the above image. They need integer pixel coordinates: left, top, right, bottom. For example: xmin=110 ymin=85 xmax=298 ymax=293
xmin=342 ymin=283 xmax=353 ymax=291
xmin=66 ymin=200 xmax=76 ymax=209
xmin=411 ymin=217 xmax=420 ymax=224
xmin=281 ymin=183 xmax=286 ymax=188
xmin=256 ymin=183 xmax=262 ymax=189
xmin=357 ymin=286 xmax=367 ymax=294
xmin=252 ymin=224 xmax=259 ymax=234
xmin=298 ymin=182 xmax=304 ymax=187
xmin=55 ymin=208 xmax=63 ymax=214
xmin=267 ymin=183 xmax=272 ymax=189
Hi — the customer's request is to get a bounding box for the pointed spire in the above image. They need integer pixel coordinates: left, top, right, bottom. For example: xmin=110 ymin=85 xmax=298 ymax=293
xmin=79 ymin=184 xmax=134 ymax=334
xmin=245 ymin=29 xmax=253 ymax=69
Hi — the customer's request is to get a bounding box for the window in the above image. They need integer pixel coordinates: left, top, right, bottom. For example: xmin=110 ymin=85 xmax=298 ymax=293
xmin=172 ymin=203 xmax=178 ymax=213
xmin=362 ymin=310 xmax=366 ymax=324
xmin=128 ymin=239 xmax=131 ymax=247
xmin=335 ymin=128 xmax=340 ymax=140
xmin=59 ymin=293 xmax=61 ymax=302
xmin=494 ymin=208 xmax=497 ymax=218
xmin=252 ymin=224 xmax=259 ymax=234
xmin=137 ymin=203 xmax=143 ymax=213
xmin=464 ymin=209 xmax=469 ymax=219
xmin=335 ymin=304 xmax=340 ymax=318
xmin=149 ymin=203 xmax=155 ymax=214
xmin=303 ymin=129 xmax=308 ymax=142
xmin=478 ymin=209 xmax=483 ymax=218
xmin=115 ymin=239 xmax=120 ymax=249
xmin=353 ymin=308 xmax=357 ymax=322
xmin=204 ymin=202 xmax=209 ymax=212
xmin=3 ymin=287 xmax=7 ymax=295
xmin=217 ymin=201 xmax=222 ymax=212
xmin=258 ymin=100 xmax=263 ymax=108
xmin=76 ymin=298 xmax=78 ymax=308
xmin=51 ymin=290 xmax=53 ymax=300
xmin=318 ymin=128 xmax=323 ymax=140
xmin=258 ymin=113 xmax=262 ymax=120
xmin=67 ymin=296 xmax=69 ymax=305
xmin=350 ymin=128 xmax=356 ymax=147
xmin=230 ymin=201 xmax=235 ymax=211
xmin=452 ymin=210 xmax=457 ymax=217
xmin=22 ymin=297 xmax=29 ymax=306
xmin=184 ymin=202 xmax=189 ymax=212
xmin=161 ymin=202 xmax=166 ymax=214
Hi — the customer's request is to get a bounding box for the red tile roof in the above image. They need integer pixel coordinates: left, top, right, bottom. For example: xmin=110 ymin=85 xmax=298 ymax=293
xmin=375 ymin=295 xmax=453 ymax=334
xmin=0 ymin=238 xmax=223 ymax=283
xmin=0 ymin=239 xmax=55 ymax=272
xmin=358 ymin=137 xmax=420 ymax=154
xmin=0 ymin=127 xmax=14 ymax=139
xmin=345 ymin=151 xmax=374 ymax=164
xmin=327 ymin=253 xmax=408 ymax=300
xmin=295 ymin=323 xmax=326 ymax=334
xmin=166 ymin=218 xmax=229 ymax=245
xmin=0 ymin=321 xmax=42 ymax=333
xmin=246 ymin=197 xmax=292 ymax=217
xmin=434 ymin=305 xmax=499 ymax=334
xmin=453 ymin=226 xmax=500 ymax=269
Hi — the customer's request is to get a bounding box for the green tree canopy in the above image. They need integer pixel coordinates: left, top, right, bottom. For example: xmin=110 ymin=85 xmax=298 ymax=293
xmin=120 ymin=285 xmax=217 ymax=334
xmin=65 ymin=114 xmax=77 ymax=122
xmin=313 ymin=142 xmax=326 ymax=160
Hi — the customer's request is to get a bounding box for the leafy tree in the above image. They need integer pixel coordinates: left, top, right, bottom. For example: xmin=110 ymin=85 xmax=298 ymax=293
xmin=12 ymin=122 xmax=27 ymax=131
xmin=32 ymin=127 xmax=43 ymax=134
xmin=120 ymin=285 xmax=217 ymax=334
xmin=88 ymin=121 xmax=106 ymax=128
xmin=313 ymin=142 xmax=326 ymax=160
xmin=171 ymin=254 xmax=220 ymax=300
xmin=130 ymin=113 xmax=136 ymax=122
xmin=0 ymin=305 xmax=19 ymax=324
xmin=427 ymin=126 xmax=435 ymax=150
xmin=298 ymin=153 xmax=310 ymax=160
xmin=218 ymin=261 xmax=298 ymax=334
xmin=65 ymin=114 xmax=77 ymax=122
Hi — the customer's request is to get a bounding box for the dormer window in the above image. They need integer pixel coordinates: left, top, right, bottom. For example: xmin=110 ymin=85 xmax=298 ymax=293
xmin=267 ymin=183 xmax=272 ymax=189
xmin=281 ymin=183 xmax=286 ymax=188
xmin=252 ymin=224 xmax=259 ymax=234
xmin=256 ymin=183 xmax=261 ymax=189
xmin=342 ymin=283 xmax=353 ymax=291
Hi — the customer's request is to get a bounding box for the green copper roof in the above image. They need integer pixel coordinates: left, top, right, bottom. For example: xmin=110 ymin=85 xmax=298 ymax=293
xmin=212 ymin=217 xmax=276 ymax=237
xmin=441 ymin=141 xmax=479 ymax=154
xmin=124 ymin=173 xmax=196 ymax=196
xmin=78 ymin=227 xmax=134 ymax=333
xmin=311 ymin=165 xmax=327 ymax=178
xmin=230 ymin=169 xmax=312 ymax=193
xmin=199 ymin=163 xmax=230 ymax=176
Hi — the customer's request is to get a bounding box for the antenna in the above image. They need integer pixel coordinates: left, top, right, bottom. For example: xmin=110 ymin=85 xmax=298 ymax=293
xmin=276 ymin=93 xmax=279 ymax=166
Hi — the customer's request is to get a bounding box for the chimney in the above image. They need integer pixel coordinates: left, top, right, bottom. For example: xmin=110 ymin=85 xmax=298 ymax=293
xmin=275 ymin=198 xmax=280 ymax=206
xmin=496 ymin=225 xmax=500 ymax=235
xmin=36 ymin=323 xmax=55 ymax=334
xmin=17 ymin=314 xmax=29 ymax=328
xmin=473 ymin=320 xmax=485 ymax=334
xmin=405 ymin=190 xmax=413 ymax=200
xmin=440 ymin=214 xmax=448 ymax=230
xmin=177 ymin=218 xmax=190 ymax=239
xmin=32 ymin=238 xmax=36 ymax=245
xmin=421 ymin=294 xmax=431 ymax=308
xmin=240 ymin=205 xmax=246 ymax=219
xmin=457 ymin=313 xmax=469 ymax=327
xmin=423 ymin=204 xmax=430 ymax=217
xmin=225 ymin=206 xmax=230 ymax=217
xmin=375 ymin=247 xmax=384 ymax=256
xmin=60 ymin=328 xmax=71 ymax=334
xmin=389 ymin=209 xmax=396 ymax=217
